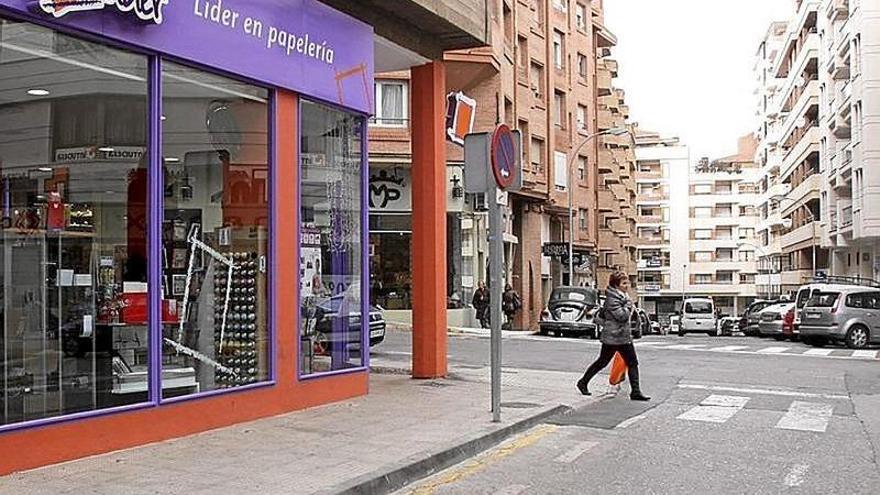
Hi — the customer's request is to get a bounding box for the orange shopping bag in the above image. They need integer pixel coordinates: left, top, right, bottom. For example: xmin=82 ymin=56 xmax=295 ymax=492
xmin=609 ymin=352 xmax=627 ymax=385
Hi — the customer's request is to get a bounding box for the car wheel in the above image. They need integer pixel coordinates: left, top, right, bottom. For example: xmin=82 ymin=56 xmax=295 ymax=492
xmin=679 ymin=330 xmax=686 ymax=337
xmin=773 ymin=335 xmax=785 ymax=341
xmin=537 ymin=327 xmax=548 ymax=336
xmin=846 ymin=325 xmax=870 ymax=350
xmin=808 ymin=337 xmax=827 ymax=347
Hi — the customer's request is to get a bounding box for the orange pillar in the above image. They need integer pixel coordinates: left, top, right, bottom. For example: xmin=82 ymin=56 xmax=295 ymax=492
xmin=411 ymin=61 xmax=448 ymax=378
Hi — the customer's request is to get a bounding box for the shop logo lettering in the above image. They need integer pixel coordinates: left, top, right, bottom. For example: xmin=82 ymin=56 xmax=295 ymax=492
xmin=38 ymin=0 xmax=170 ymax=24
xmin=369 ymin=171 xmax=406 ymax=209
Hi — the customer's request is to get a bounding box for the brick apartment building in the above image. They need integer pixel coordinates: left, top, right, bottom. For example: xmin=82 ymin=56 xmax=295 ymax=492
xmin=368 ymin=0 xmax=639 ymax=330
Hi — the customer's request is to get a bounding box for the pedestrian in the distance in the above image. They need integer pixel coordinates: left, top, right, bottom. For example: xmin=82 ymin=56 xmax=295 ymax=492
xmin=502 ymin=284 xmax=521 ymax=330
xmin=576 ymin=271 xmax=650 ymax=401
xmin=472 ymin=281 xmax=490 ymax=329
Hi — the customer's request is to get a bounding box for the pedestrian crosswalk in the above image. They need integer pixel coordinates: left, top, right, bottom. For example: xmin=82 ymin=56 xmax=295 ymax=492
xmin=673 ymin=388 xmax=841 ymax=434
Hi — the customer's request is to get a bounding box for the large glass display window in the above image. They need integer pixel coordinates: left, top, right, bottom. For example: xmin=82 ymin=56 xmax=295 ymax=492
xmin=161 ymin=62 xmax=271 ymax=397
xmin=0 ymin=18 xmax=150 ymax=426
xmin=299 ymin=100 xmax=365 ymax=376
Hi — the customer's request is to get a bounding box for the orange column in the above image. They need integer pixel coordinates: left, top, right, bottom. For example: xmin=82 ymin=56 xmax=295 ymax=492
xmin=411 ymin=62 xmax=448 ymax=378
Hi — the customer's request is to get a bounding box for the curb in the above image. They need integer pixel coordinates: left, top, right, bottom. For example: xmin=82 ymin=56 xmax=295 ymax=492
xmin=323 ymin=404 xmax=571 ymax=495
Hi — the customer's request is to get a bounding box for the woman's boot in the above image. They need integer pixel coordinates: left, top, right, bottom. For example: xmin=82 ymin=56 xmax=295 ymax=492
xmin=628 ymin=366 xmax=651 ymax=401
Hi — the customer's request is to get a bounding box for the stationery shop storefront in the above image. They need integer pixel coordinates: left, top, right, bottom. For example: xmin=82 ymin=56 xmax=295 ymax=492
xmin=0 ymin=0 xmax=373 ymax=473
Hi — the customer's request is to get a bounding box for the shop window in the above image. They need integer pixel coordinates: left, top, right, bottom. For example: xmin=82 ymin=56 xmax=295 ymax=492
xmin=0 ymin=18 xmax=149 ymax=427
xmin=161 ymin=62 xmax=270 ymax=396
xmin=372 ymin=81 xmax=408 ymax=127
xmin=299 ymin=100 xmax=365 ymax=376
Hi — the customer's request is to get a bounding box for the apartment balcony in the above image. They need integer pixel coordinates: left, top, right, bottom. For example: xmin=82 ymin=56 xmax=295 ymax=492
xmin=780 ymin=222 xmax=820 ymax=251
xmin=604 ymin=59 xmax=619 ymax=77
xmin=599 ymin=95 xmax=620 ymax=110
xmin=636 ymin=215 xmax=663 ymax=225
xmin=783 ymin=173 xmax=821 ymax=212
xmin=830 ymin=114 xmax=852 ymax=139
xmin=598 ymin=189 xmax=616 ymax=210
xmin=841 ymin=205 xmax=853 ymax=230
xmin=760 ymin=182 xmax=791 ymax=205
xmin=781 ymin=269 xmax=813 ymax=287
xmin=599 ymin=228 xmax=622 ymax=252
xmin=597 ymin=69 xmax=613 ymax=96
xmin=598 ymin=149 xmax=615 ymax=173
xmin=598 ymin=108 xmax=614 ymax=131
xmin=635 ymin=236 xmax=667 ymax=247
xmin=636 ymin=170 xmax=663 ymax=181
xmin=826 ymin=0 xmax=849 ymax=21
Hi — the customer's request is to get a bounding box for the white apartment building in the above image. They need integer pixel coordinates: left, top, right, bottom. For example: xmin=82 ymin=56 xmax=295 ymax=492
xmin=820 ymin=0 xmax=880 ymax=280
xmin=687 ymin=138 xmax=761 ymax=316
xmin=634 ymin=130 xmax=689 ymax=323
xmin=754 ymin=0 xmax=830 ymax=298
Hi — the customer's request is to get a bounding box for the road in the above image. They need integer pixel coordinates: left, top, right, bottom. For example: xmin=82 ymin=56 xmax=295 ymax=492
xmin=375 ymin=330 xmax=880 ymax=494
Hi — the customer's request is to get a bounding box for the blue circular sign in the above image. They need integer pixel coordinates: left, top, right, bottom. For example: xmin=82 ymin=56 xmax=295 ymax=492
xmin=491 ymin=124 xmax=516 ymax=190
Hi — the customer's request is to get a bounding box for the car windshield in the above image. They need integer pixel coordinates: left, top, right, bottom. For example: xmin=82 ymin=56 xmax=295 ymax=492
xmin=685 ymin=302 xmax=713 ymax=314
xmin=806 ymin=292 xmax=839 ymax=308
xmin=549 ymin=288 xmax=598 ymax=305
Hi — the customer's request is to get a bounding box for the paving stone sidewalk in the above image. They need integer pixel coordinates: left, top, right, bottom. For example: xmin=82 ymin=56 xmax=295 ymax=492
xmin=1 ymin=364 xmax=606 ymax=495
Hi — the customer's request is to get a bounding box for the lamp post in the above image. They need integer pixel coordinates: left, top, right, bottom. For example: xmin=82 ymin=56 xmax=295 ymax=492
xmin=738 ymin=240 xmax=774 ymax=297
xmin=567 ymin=127 xmax=630 ymax=286
xmin=770 ymin=194 xmax=817 ymax=280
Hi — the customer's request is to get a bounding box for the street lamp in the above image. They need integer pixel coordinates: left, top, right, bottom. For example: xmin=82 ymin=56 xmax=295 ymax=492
xmin=769 ymin=194 xmax=817 ymax=279
xmin=739 ymin=241 xmax=777 ymax=298
xmin=568 ymin=127 xmax=631 ymax=287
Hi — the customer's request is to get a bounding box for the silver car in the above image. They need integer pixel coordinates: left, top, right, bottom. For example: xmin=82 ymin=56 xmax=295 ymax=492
xmin=757 ymin=303 xmax=795 ymax=340
xmin=800 ymin=288 xmax=880 ymax=349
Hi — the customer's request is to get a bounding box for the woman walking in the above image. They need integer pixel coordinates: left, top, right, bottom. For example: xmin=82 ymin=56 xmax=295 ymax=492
xmin=576 ymin=271 xmax=650 ymax=401
xmin=472 ymin=282 xmax=490 ymax=329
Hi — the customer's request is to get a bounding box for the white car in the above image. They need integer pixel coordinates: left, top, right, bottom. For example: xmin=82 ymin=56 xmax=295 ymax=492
xmin=680 ymin=298 xmax=718 ymax=336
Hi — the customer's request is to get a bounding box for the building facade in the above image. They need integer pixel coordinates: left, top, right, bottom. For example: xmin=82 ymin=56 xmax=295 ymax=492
xmin=634 ymin=131 xmax=690 ymax=323
xmin=688 ymin=138 xmax=761 ymax=316
xmin=0 ymin=0 xmax=488 ymax=474
xmin=820 ymin=0 xmax=880 ymax=280
xmin=368 ymin=0 xmax=639 ymax=331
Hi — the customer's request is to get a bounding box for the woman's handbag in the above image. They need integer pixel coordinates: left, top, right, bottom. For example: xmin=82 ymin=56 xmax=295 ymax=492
xmin=609 ymin=352 xmax=627 ymax=385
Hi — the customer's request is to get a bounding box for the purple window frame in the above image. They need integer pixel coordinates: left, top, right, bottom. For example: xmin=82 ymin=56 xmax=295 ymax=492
xmin=0 ymin=9 xmax=281 ymax=433
xmin=296 ymin=99 xmax=370 ymax=381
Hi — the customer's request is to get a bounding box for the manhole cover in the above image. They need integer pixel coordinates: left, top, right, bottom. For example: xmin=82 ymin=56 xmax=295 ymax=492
xmin=501 ymin=402 xmax=542 ymax=409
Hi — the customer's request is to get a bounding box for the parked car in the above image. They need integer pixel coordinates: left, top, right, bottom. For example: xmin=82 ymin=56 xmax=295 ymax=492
xmin=650 ymin=319 xmax=662 ymax=335
xmin=801 ymin=288 xmax=880 ymax=349
xmin=718 ymin=316 xmax=739 ymax=336
xmin=635 ymin=308 xmax=653 ymax=336
xmin=312 ymin=295 xmax=386 ymax=353
xmin=539 ymin=286 xmax=600 ymax=338
xmin=793 ymin=277 xmax=880 ymax=331
xmin=680 ymin=298 xmax=717 ymax=336
xmin=740 ymin=300 xmax=777 ymax=336
xmin=757 ymin=302 xmax=796 ymax=340
xmin=668 ymin=315 xmax=681 ymax=334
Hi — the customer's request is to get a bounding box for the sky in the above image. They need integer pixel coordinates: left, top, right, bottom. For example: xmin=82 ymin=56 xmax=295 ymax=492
xmin=604 ymin=0 xmax=794 ymax=160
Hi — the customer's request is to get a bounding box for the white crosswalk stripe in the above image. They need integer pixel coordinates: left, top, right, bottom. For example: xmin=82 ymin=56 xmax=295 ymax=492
xmin=677 ymin=395 xmax=750 ymax=423
xmin=756 ymin=346 xmax=790 ymax=354
xmin=802 ymin=348 xmax=834 ymax=356
xmin=708 ymin=345 xmax=749 ymax=352
xmin=851 ymin=350 xmax=878 ymax=359
xmin=661 ymin=344 xmax=707 ymax=350
xmin=775 ymin=401 xmax=834 ymax=433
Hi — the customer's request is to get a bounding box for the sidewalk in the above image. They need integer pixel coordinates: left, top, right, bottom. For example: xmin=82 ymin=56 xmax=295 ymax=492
xmin=2 ymin=363 xmax=606 ymax=495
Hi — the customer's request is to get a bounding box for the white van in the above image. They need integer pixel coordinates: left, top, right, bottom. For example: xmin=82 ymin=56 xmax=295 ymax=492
xmin=680 ymin=298 xmax=717 ymax=336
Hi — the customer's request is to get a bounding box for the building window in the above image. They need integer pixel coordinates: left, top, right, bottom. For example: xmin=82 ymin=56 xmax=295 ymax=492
xmin=373 ymin=80 xmax=408 ymax=127
xmin=716 ymin=272 xmax=735 ymax=284
xmin=577 ymin=104 xmax=588 ymax=131
xmin=739 ymin=228 xmax=755 ymax=239
xmin=530 ymin=61 xmax=545 ymax=99
xmin=579 ymin=209 xmax=589 ymax=230
xmin=577 ymin=156 xmax=588 ymax=182
xmin=695 ymin=252 xmax=713 ymax=262
xmin=554 ymin=90 xmax=566 ymax=128
xmin=695 ymin=274 xmax=713 ymax=285
xmin=576 ymin=3 xmax=587 ymax=31
xmin=300 ymin=100 xmax=366 ymax=375
xmin=694 ymin=184 xmax=712 ymax=195
xmin=531 ymin=137 xmax=545 ymax=173
xmin=739 ymin=250 xmax=755 ymax=262
xmin=717 ymin=227 xmax=733 ymax=240
xmin=740 ymin=273 xmax=756 ymax=284
xmin=554 ymin=151 xmax=568 ymax=191
xmin=577 ymin=53 xmax=588 ymax=80
xmin=553 ymin=30 xmax=565 ymax=69
xmin=519 ymin=120 xmax=530 ymax=168
xmin=518 ymin=35 xmax=529 ymax=67
xmin=0 ymin=18 xmax=150 ymax=426
xmin=716 ymin=204 xmax=733 ymax=217
xmin=162 ymin=62 xmax=271 ymax=395
xmin=716 ymin=181 xmax=733 ymax=194
xmin=716 ymin=249 xmax=734 ymax=261
xmin=694 ymin=207 xmax=713 ymax=218
xmin=552 ymin=0 xmax=568 ymax=13
xmin=694 ymin=229 xmax=712 ymax=240
xmin=503 ymin=1 xmax=513 ymax=46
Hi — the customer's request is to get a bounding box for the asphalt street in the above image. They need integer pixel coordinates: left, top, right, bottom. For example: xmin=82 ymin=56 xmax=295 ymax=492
xmin=376 ymin=330 xmax=880 ymax=494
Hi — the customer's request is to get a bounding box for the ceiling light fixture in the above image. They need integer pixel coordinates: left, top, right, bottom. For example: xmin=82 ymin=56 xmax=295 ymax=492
xmin=27 ymin=89 xmax=50 ymax=96
xmin=98 ymin=146 xmax=115 ymax=152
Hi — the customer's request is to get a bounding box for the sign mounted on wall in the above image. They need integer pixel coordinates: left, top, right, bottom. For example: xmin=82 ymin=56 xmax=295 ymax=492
xmin=445 ymin=92 xmax=476 ymax=146
xmin=37 ymin=0 xmax=169 ymax=24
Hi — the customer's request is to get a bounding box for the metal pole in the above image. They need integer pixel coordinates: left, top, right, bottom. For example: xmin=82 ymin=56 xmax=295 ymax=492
xmin=568 ymin=180 xmax=574 ymax=286
xmin=489 ymin=186 xmax=503 ymax=423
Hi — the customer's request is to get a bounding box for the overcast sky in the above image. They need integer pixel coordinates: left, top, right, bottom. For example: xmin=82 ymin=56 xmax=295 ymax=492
xmin=604 ymin=0 xmax=794 ymax=160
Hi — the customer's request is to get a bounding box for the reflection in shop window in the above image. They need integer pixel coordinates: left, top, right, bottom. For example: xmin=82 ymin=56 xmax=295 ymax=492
xmin=300 ymin=100 xmax=365 ymax=376
xmin=0 ymin=18 xmax=148 ymax=426
xmin=161 ymin=62 xmax=270 ymax=397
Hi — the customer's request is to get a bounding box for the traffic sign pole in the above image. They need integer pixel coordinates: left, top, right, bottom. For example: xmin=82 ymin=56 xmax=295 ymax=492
xmin=489 ymin=187 xmax=503 ymax=423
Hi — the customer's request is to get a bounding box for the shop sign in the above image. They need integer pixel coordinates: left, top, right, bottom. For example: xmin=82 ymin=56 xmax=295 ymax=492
xmin=38 ymin=0 xmax=169 ymax=24
xmin=54 ymin=146 xmax=146 ymax=163
xmin=644 ymin=284 xmax=661 ymax=293
xmin=542 ymin=242 xmax=568 ymax=258
xmin=4 ymin=0 xmax=374 ymax=113
xmin=369 ymin=168 xmax=411 ymax=212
